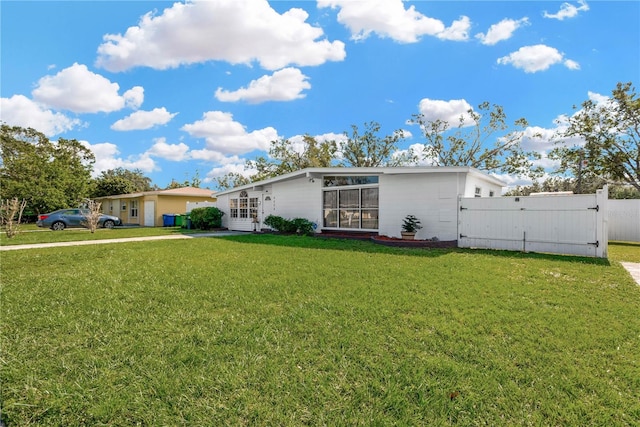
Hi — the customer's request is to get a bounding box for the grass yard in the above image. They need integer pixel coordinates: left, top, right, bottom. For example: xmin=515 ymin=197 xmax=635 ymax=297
xmin=1 ymin=236 xmax=639 ymax=426
xmin=0 ymin=224 xmax=204 ymax=246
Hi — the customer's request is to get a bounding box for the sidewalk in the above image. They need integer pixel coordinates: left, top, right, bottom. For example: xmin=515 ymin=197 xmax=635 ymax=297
xmin=621 ymin=262 xmax=640 ymax=286
xmin=0 ymin=231 xmax=245 ymax=251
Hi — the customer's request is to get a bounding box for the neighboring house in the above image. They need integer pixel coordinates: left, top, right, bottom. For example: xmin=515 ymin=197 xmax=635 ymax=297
xmin=95 ymin=187 xmax=217 ymax=227
xmin=214 ymin=167 xmax=504 ymax=241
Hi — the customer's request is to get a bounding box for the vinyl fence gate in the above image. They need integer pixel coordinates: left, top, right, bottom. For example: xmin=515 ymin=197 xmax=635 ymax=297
xmin=458 ymin=188 xmax=608 ymax=258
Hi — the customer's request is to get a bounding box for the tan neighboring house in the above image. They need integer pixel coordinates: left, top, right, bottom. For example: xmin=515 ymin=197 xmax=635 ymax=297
xmin=95 ymin=187 xmax=217 ymax=227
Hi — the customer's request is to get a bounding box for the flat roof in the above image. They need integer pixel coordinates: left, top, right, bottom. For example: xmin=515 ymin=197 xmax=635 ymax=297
xmin=215 ymin=166 xmax=506 ymax=196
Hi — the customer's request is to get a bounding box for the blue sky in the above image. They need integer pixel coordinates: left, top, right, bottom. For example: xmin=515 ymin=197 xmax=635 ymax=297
xmin=2 ymin=0 xmax=638 ymax=189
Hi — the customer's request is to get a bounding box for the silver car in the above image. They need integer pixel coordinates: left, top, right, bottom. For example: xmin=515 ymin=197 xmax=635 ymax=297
xmin=36 ymin=209 xmax=122 ymax=231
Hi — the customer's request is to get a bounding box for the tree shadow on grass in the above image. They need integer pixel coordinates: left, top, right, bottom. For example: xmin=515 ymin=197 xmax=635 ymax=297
xmin=214 ymin=233 xmax=611 ymax=266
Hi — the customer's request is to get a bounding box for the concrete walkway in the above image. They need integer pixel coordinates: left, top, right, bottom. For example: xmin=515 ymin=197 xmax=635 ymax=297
xmin=621 ymin=262 xmax=640 ymax=286
xmin=0 ymin=231 xmax=245 ymax=251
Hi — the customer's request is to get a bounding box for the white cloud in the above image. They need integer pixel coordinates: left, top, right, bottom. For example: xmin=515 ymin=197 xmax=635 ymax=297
xmin=476 ymin=17 xmax=529 ymax=45
xmin=0 ymin=95 xmax=82 ymax=136
xmin=391 ymin=142 xmax=434 ymax=166
xmin=518 ymin=125 xmax=557 ymax=152
xmin=417 ymin=98 xmax=475 ymax=127
xmin=111 ymin=107 xmax=177 ymax=131
xmin=544 ymin=0 xmax=589 ymax=20
xmin=181 ymin=111 xmax=278 ymax=155
xmin=146 ymin=137 xmax=190 ymax=161
xmin=81 ymin=141 xmax=158 ymax=176
xmin=96 ymin=0 xmax=345 ymax=72
xmin=563 ymin=59 xmax=580 ymax=70
xmin=190 ymin=150 xmax=246 ymax=165
xmin=437 ymin=16 xmax=471 ymax=41
xmin=532 ymin=153 xmax=561 ymax=171
xmin=314 ymin=132 xmax=348 ymax=144
xmin=204 ymin=162 xmax=254 ymax=184
xmin=279 ymin=132 xmax=348 ymax=157
xmin=547 ymin=90 xmax=609 ymax=149
xmin=318 ymin=0 xmax=469 ymax=43
xmin=123 ymin=87 xmax=144 ymax=109
xmin=587 ymin=90 xmax=609 ymax=105
xmin=492 ymin=172 xmax=534 ymax=189
xmin=215 ymin=68 xmax=311 ymax=104
xmin=31 ymin=63 xmax=143 ymax=113
xmin=497 ymin=44 xmax=578 ymax=73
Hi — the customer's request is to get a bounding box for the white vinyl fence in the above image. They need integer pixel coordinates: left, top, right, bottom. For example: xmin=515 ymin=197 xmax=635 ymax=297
xmin=608 ymin=199 xmax=640 ymax=242
xmin=458 ymin=188 xmax=608 ymax=258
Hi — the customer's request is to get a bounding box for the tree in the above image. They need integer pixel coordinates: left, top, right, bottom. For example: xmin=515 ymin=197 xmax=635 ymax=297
xmin=339 ymin=121 xmax=413 ymax=167
xmin=80 ymin=199 xmax=102 ymax=233
xmin=92 ymin=168 xmax=154 ymax=197
xmin=165 ymin=179 xmax=187 ymax=189
xmin=0 ymin=197 xmax=27 ymax=238
xmin=213 ymin=172 xmax=251 ymax=191
xmin=411 ymin=102 xmax=543 ymax=178
xmin=247 ymin=135 xmax=338 ymax=181
xmin=505 ymin=176 xmax=639 ymax=199
xmin=1 ymin=125 xmax=95 ymax=214
xmin=165 ymin=170 xmax=203 ymax=189
xmin=550 ymin=81 xmax=640 ymax=192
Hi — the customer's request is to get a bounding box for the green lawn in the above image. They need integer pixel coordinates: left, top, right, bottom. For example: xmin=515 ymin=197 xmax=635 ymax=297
xmin=1 ymin=235 xmax=639 ymax=426
xmin=610 ymin=241 xmax=640 ymax=263
xmin=0 ymin=224 xmax=209 ymax=246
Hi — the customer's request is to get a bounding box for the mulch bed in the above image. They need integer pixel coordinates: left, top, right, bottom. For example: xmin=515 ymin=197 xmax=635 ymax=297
xmin=316 ymin=231 xmax=457 ymax=248
xmin=371 ymin=235 xmax=457 ymax=248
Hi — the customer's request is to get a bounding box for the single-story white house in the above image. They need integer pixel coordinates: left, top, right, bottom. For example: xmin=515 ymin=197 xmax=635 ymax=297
xmin=214 ymin=167 xmax=505 ymax=241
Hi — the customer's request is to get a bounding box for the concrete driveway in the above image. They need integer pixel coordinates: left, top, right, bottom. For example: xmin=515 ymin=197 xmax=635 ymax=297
xmin=0 ymin=231 xmax=246 ymax=251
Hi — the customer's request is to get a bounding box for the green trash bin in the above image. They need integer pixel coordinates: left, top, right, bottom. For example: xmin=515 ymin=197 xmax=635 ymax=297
xmin=175 ymin=214 xmax=184 ymax=227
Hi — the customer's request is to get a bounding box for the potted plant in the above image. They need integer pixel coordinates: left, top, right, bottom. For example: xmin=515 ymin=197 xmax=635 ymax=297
xmin=401 ymin=214 xmax=422 ymax=240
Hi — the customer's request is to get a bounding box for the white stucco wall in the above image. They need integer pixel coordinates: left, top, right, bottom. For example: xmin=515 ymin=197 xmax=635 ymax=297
xmin=463 ymin=172 xmax=503 ymax=198
xmin=219 ymin=178 xmax=323 ymax=231
xmin=270 ymin=177 xmax=323 ymax=226
xmin=217 ymin=194 xmax=231 ymax=228
xmin=217 ymin=168 xmax=503 ymax=239
xmin=378 ymin=172 xmax=465 ymax=241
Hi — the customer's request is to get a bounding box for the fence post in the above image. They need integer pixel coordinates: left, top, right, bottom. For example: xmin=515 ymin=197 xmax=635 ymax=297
xmin=596 ymin=185 xmax=609 ymax=258
xmin=456 ymin=195 xmax=462 ymax=248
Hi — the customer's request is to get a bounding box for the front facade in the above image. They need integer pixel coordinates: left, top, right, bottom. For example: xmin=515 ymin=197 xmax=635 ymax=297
xmin=215 ymin=167 xmax=505 ymax=241
xmin=95 ymin=187 xmax=216 ymax=227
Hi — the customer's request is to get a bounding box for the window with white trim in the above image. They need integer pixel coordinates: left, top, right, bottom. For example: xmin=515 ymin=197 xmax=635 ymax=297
xmin=230 ymin=190 xmax=250 ymax=219
xmin=239 ymin=190 xmax=248 ymax=218
xmin=474 ymin=187 xmax=482 ymax=198
xmin=250 ymin=197 xmax=258 ymax=220
xmin=230 ymin=199 xmax=239 ymax=218
xmin=322 ymin=176 xmax=378 ymax=230
xmin=130 ymin=200 xmax=139 ymax=218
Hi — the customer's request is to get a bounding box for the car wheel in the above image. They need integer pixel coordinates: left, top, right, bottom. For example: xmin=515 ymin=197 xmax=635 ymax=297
xmin=51 ymin=221 xmax=66 ymax=231
xmin=103 ymin=220 xmax=115 ymax=229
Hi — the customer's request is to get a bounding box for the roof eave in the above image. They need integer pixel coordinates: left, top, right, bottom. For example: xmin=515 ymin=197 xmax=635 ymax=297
xmin=215 ymin=166 xmax=507 ymax=195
